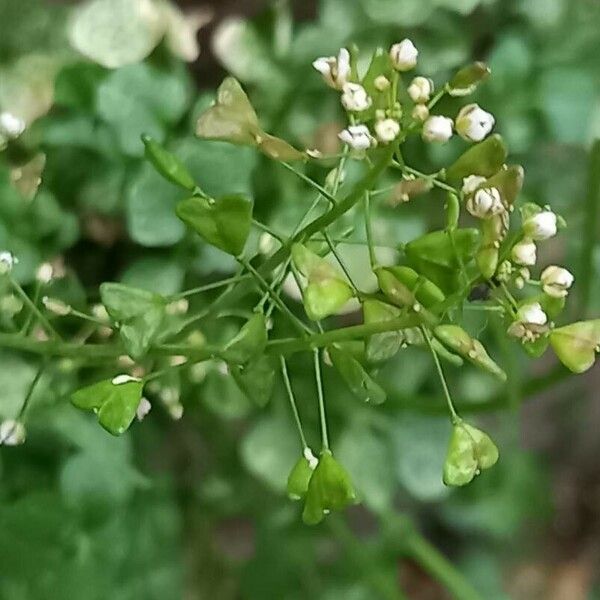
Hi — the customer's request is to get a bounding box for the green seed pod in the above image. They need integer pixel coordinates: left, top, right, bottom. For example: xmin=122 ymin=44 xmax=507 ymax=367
xmin=141 ymin=134 xmax=196 ymax=191
xmin=287 ymin=450 xmax=317 ymax=500
xmin=447 ymin=61 xmax=491 ymax=97
xmin=292 ymin=244 xmax=353 ymax=321
xmin=405 ymin=228 xmax=481 ymax=270
xmin=222 ymin=312 xmax=268 ymax=365
xmin=302 ymin=450 xmax=357 ymax=525
xmin=446 ymin=193 xmax=460 ymax=231
xmin=443 ymin=421 xmax=499 ymax=487
xmin=476 ymin=213 xmax=507 ymax=279
xmin=387 ymin=265 xmax=446 ymax=308
xmin=550 ymin=320 xmax=600 ymax=374
xmin=434 ymin=324 xmax=506 ymax=381
xmin=445 ymin=134 xmax=508 ymax=187
xmin=376 ymin=267 xmax=415 ymax=308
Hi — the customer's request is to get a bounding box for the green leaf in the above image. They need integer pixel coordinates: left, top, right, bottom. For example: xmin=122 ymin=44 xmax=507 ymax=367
xmin=230 ymin=354 xmax=275 ymax=407
xmin=100 ymin=282 xmax=166 ymax=359
xmin=434 ymin=325 xmax=507 ymax=381
xmin=176 ymin=194 xmax=252 ymax=256
xmin=328 ymin=346 xmax=386 ymax=405
xmin=484 ymin=164 xmax=524 ymax=207
xmin=68 ymin=0 xmax=164 ymax=68
xmin=363 ymin=299 xmax=403 ymax=363
xmin=443 ymin=421 xmax=499 ymax=487
xmin=445 ymin=134 xmax=508 ymax=186
xmin=405 ymin=228 xmax=481 ymax=270
xmin=221 ymin=313 xmax=268 ymax=365
xmin=141 ymin=134 xmax=196 ymax=191
xmin=71 ymin=377 xmax=143 ymax=436
xmin=447 ymin=61 xmax=490 ymax=96
xmin=302 ymin=451 xmax=357 ymax=525
xmin=549 ymin=320 xmax=600 ymax=373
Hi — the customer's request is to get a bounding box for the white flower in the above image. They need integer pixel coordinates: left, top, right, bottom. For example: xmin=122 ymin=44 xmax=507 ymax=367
xmin=42 ymin=296 xmax=71 ymax=316
xmin=517 ymin=302 xmax=547 ymax=326
xmin=338 ymin=124 xmax=376 ymax=151
xmin=136 ymin=397 xmax=152 ymax=421
xmin=461 ymin=175 xmax=487 ymax=195
xmin=0 ymin=112 xmax=26 ymax=139
xmin=466 ymin=187 xmax=504 ymax=219
xmin=523 ymin=211 xmax=557 ymax=240
xmin=0 ymin=251 xmax=17 ymax=275
xmin=455 ymin=104 xmax=495 ymax=142
xmin=422 ymin=116 xmax=453 ymax=143
xmin=408 ymin=76 xmax=434 ymax=103
xmin=374 ymin=75 xmax=390 ymax=91
xmin=111 ymin=374 xmax=142 ymax=386
xmin=511 ymin=238 xmax=537 ymax=266
xmin=0 ymin=420 xmax=26 ymax=446
xmin=390 ymin=39 xmax=418 ymax=71
xmin=374 ymin=118 xmax=400 ymax=143
xmin=340 ymin=82 xmax=372 ymax=112
xmin=312 ymin=48 xmax=351 ymax=90
xmin=541 ymin=265 xmax=574 ymax=298
xmin=411 ymin=104 xmax=429 ymax=122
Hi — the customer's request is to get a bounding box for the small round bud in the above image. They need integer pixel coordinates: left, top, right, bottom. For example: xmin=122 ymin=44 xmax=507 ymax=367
xmin=540 ymin=265 xmax=574 ymax=298
xmin=496 ymin=260 xmax=512 ymax=282
xmin=36 ymin=262 xmax=54 ymax=284
xmin=374 ymin=118 xmax=400 ymax=144
xmin=523 ymin=211 xmax=557 ymax=241
xmin=390 ymin=39 xmax=418 ymax=71
xmin=422 ymin=116 xmax=453 ymax=143
xmin=136 ymin=397 xmax=152 ymax=421
xmin=111 ymin=374 xmax=142 ymax=386
xmin=407 ymin=76 xmax=434 ymax=103
xmin=338 ymin=124 xmax=376 ymax=151
xmin=340 ymin=82 xmax=372 ymax=112
xmin=517 ymin=302 xmax=547 ymax=326
xmin=455 ymin=103 xmax=495 ymax=142
xmin=0 ymin=112 xmax=26 ymax=139
xmin=374 ymin=75 xmax=390 ymax=91
xmin=411 ymin=104 xmax=429 ymax=122
xmin=312 ymin=48 xmax=351 ymax=90
xmin=511 ymin=238 xmax=537 ymax=266
xmin=466 ymin=187 xmax=504 ymax=219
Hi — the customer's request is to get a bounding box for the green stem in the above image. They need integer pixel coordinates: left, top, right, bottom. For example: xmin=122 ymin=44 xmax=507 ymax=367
xmin=421 ymin=326 xmax=460 ymax=423
xmin=70 ymin=308 xmax=109 ymax=327
xmin=252 ymin=218 xmax=285 ymax=242
xmin=21 ymin=280 xmax=41 ymax=335
xmin=9 ymin=276 xmax=60 ymax=340
xmin=364 ymin=191 xmax=378 ymax=269
xmin=18 ymin=362 xmax=46 ymax=419
xmin=280 ymin=162 xmax=338 ymax=206
xmin=313 ymin=348 xmax=329 ymax=451
xmin=172 ymin=274 xmax=253 ymax=300
xmin=323 ymin=231 xmax=360 ymax=292
xmin=279 ymin=356 xmax=308 ymax=449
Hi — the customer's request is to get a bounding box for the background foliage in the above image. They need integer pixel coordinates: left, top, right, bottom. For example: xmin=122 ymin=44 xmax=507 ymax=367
xmin=1 ymin=0 xmax=599 ymax=598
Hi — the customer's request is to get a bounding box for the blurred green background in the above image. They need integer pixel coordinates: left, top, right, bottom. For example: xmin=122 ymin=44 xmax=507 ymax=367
xmin=1 ymin=0 xmax=600 ymax=598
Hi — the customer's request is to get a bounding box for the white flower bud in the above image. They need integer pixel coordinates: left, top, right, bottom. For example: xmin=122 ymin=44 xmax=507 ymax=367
xmin=303 ymin=446 xmax=319 ymax=469
xmin=408 ymin=76 xmax=434 ymax=103
xmin=523 ymin=211 xmax=557 ymax=241
xmin=42 ymin=296 xmax=72 ymax=316
xmin=374 ymin=75 xmax=390 ymax=91
xmin=0 ymin=112 xmax=26 ymax=139
xmin=511 ymin=238 xmax=537 ymax=266
xmin=422 ymin=116 xmax=453 ymax=143
xmin=0 ymin=420 xmax=26 ymax=446
xmin=411 ymin=104 xmax=429 ymax=122
xmin=466 ymin=187 xmax=504 ymax=219
xmin=0 ymin=251 xmax=17 ymax=275
xmin=517 ymin=302 xmax=547 ymax=326
xmin=136 ymin=397 xmax=152 ymax=421
xmin=338 ymin=124 xmax=376 ymax=151
xmin=36 ymin=262 xmax=54 ymax=284
xmin=496 ymin=260 xmax=512 ymax=282
xmin=111 ymin=374 xmax=142 ymax=386
xmin=340 ymin=82 xmax=372 ymax=112
xmin=312 ymin=48 xmax=351 ymax=90
xmin=374 ymin=118 xmax=400 ymax=144
xmin=541 ymin=265 xmax=574 ymax=298
xmin=461 ymin=175 xmax=487 ymax=195
xmin=390 ymin=39 xmax=418 ymax=71
xmin=455 ymin=103 xmax=495 ymax=142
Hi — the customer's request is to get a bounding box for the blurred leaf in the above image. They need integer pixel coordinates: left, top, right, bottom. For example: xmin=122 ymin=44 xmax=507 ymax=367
xmin=121 ymin=256 xmax=184 ymax=296
xmin=230 ymin=354 xmax=276 ymax=408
